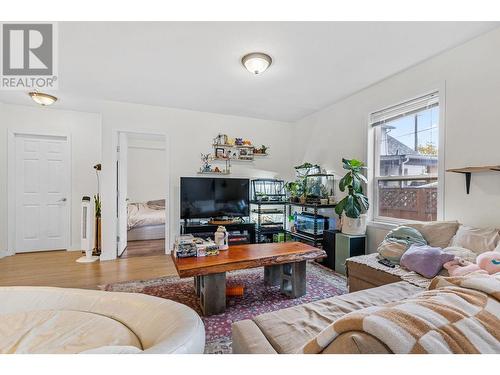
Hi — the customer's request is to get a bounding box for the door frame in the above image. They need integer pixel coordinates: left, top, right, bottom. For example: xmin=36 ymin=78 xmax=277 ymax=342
xmin=7 ymin=130 xmax=72 ymax=255
xmin=112 ymin=129 xmax=171 ymax=257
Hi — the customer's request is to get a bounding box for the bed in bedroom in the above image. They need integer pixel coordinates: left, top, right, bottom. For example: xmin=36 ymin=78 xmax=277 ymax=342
xmin=127 ymin=199 xmax=166 ymax=241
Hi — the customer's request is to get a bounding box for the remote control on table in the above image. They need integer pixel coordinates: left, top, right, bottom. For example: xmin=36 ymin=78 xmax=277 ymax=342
xmin=378 ymin=258 xmax=395 ymax=268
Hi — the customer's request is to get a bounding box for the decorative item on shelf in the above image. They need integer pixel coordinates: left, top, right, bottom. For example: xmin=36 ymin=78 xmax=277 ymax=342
xmin=285 ymin=181 xmax=300 ymax=203
xmin=214 ymin=226 xmax=229 ymax=250
xmin=227 ymin=137 xmax=235 ymax=146
xmin=238 ymin=147 xmax=254 ymax=160
xmin=294 ymin=162 xmax=321 ymax=178
xmin=335 ymin=158 xmax=369 ymax=235
xmin=215 ymin=148 xmax=226 ymax=159
xmin=254 ymin=145 xmax=269 ymax=155
xmin=243 ymin=139 xmax=252 ymax=146
xmin=213 ymin=133 xmax=228 ymax=146
xmin=252 ymin=179 xmax=286 ymax=202
xmin=235 ymin=138 xmax=243 ymax=146
xmin=288 ymin=213 xmax=296 ymax=233
xmin=304 ymin=173 xmax=335 ymax=204
xmin=200 ymin=153 xmax=212 ymax=173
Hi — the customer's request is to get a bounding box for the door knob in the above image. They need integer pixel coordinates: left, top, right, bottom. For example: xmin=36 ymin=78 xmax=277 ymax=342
xmin=59 ymin=198 xmax=67 ymax=202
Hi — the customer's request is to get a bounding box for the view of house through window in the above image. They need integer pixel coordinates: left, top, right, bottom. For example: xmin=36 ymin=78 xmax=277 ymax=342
xmin=372 ymin=92 xmax=439 ymax=221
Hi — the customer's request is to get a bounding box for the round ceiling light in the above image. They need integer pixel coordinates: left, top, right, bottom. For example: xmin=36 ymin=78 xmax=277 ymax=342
xmin=241 ymin=52 xmax=272 ymax=75
xmin=28 ymin=91 xmax=58 ymax=106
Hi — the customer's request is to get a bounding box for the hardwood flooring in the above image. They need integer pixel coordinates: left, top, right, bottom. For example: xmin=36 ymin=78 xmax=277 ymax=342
xmin=120 ymin=239 xmax=166 ymax=258
xmin=0 ymin=250 xmax=177 ymax=290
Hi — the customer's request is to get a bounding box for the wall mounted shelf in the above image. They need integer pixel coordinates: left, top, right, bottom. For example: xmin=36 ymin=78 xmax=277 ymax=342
xmin=446 ymin=165 xmax=500 ymax=194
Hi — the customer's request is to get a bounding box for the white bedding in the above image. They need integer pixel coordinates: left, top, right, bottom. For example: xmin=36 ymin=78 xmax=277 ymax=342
xmin=127 ymin=202 xmax=165 ymax=230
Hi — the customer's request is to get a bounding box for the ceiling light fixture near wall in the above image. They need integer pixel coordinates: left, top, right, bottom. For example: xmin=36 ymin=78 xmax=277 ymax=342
xmin=28 ymin=91 xmax=58 ymax=106
xmin=241 ymin=52 xmax=272 ymax=75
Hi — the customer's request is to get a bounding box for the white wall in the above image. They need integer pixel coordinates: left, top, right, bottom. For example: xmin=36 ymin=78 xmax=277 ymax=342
xmin=98 ymin=101 xmax=294 ymax=260
xmin=127 ymin=139 xmax=167 ymax=203
xmin=0 ymin=103 xmax=101 ymax=257
xmin=293 ymin=28 xmax=500 ymax=251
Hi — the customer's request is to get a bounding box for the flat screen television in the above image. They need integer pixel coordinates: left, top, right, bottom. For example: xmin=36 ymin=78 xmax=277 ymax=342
xmin=180 ymin=177 xmax=250 ymax=219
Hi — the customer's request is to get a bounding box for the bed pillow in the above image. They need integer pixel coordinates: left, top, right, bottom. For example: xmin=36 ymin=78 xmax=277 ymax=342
xmin=442 ymin=246 xmax=478 ymax=263
xmin=449 ymin=225 xmax=500 ymax=254
xmin=147 ymin=199 xmax=165 ymax=210
xmin=400 ymin=245 xmax=454 ymax=279
xmin=377 ymin=226 xmax=427 ymax=264
xmin=406 ymin=221 xmax=459 ymax=248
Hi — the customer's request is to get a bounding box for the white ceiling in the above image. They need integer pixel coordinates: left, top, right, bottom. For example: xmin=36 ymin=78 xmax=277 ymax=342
xmin=1 ymin=22 xmax=498 ymax=122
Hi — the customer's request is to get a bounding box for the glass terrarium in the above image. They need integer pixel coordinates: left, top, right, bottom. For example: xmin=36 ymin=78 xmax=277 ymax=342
xmin=303 ymin=174 xmax=335 ymax=204
xmin=252 ymin=179 xmax=286 ymax=202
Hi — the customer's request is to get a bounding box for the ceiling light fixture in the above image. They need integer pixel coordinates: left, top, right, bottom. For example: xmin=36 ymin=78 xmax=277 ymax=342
xmin=241 ymin=52 xmax=272 ymax=75
xmin=28 ymin=91 xmax=58 ymax=106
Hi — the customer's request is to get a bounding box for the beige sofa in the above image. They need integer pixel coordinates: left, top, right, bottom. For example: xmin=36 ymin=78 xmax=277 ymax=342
xmin=0 ymin=286 xmax=205 ymax=354
xmin=232 ymin=221 xmax=500 ymax=354
xmin=232 ymin=281 xmax=421 ymax=354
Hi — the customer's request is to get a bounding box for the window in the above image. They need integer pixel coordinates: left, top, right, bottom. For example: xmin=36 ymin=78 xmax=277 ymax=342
xmin=371 ymin=92 xmax=440 ymax=222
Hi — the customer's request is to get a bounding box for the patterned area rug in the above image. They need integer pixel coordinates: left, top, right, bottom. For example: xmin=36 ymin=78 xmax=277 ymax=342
xmin=102 ymin=261 xmax=347 ymax=354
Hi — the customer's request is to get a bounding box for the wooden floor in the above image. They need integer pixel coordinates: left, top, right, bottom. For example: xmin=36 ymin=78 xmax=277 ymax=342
xmin=0 ymin=250 xmax=177 ymax=290
xmin=120 ymin=239 xmax=166 ymax=258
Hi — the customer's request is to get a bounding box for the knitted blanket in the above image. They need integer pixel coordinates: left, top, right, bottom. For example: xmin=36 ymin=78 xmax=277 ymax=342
xmin=300 ymin=273 xmax=500 ymax=354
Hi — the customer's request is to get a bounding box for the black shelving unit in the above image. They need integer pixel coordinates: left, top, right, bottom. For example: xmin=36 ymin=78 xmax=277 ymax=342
xmin=250 ymin=200 xmax=288 ymax=243
xmin=286 ymin=202 xmax=336 ymax=247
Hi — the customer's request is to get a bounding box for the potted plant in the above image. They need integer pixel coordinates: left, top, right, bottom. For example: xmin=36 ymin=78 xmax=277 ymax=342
xmin=334 ymin=158 xmax=369 ymax=235
xmin=285 ymin=181 xmax=300 ymax=203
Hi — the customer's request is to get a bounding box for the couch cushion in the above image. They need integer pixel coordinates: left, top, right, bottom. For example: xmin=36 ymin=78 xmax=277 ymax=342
xmin=251 ymin=281 xmax=421 ymax=354
xmin=0 ymin=309 xmax=141 ymax=354
xmin=450 ymin=225 xmax=500 ymax=254
xmin=406 ymin=220 xmax=459 ymax=248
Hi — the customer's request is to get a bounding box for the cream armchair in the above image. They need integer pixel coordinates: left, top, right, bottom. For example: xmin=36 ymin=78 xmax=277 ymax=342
xmin=0 ymin=286 xmax=205 ymax=354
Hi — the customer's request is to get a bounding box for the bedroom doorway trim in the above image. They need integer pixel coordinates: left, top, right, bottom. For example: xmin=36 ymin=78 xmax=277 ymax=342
xmin=112 ymin=129 xmax=171 ymax=258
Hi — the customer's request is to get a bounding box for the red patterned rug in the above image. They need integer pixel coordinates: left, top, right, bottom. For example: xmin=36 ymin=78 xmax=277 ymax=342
xmin=102 ymin=261 xmax=347 ymax=354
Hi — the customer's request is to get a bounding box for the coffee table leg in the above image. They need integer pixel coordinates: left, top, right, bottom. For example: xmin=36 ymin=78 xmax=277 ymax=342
xmin=199 ymin=272 xmax=226 ymax=316
xmin=264 ymin=265 xmax=281 ymax=286
xmin=280 ymin=261 xmax=306 ymax=298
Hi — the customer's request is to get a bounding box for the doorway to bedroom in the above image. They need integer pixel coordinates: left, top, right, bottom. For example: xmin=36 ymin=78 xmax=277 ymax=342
xmin=116 ymin=132 xmax=168 ymax=258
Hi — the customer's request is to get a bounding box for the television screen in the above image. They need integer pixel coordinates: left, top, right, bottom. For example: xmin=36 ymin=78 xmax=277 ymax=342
xmin=180 ymin=177 xmax=250 ymax=219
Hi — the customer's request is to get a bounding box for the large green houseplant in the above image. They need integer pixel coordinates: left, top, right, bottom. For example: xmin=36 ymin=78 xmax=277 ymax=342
xmin=334 ymin=158 xmax=369 ymax=235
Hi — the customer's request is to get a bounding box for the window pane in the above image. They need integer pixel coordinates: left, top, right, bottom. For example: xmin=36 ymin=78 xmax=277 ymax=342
xmin=377 ymin=107 xmax=439 ymax=177
xmin=377 ymin=179 xmax=437 ymax=221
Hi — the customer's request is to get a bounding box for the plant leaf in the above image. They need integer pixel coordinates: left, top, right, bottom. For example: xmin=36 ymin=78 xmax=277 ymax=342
xmin=338 ymin=173 xmax=352 ymax=192
xmin=355 ymin=192 xmax=370 ymax=211
xmin=334 ymin=197 xmax=348 ymax=216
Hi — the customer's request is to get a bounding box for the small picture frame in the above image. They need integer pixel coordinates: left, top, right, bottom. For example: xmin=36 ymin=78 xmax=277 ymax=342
xmin=215 ymin=148 xmax=225 ymax=159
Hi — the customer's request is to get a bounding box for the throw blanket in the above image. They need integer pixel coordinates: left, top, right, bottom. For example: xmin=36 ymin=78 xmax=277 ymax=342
xmin=300 ymin=273 xmax=500 ymax=354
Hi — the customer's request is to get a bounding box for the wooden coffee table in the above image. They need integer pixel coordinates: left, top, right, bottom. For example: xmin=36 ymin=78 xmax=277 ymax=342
xmin=171 ymin=242 xmax=326 ymax=315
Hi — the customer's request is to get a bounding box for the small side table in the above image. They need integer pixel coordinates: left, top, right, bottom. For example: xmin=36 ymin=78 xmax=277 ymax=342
xmin=335 ymin=233 xmax=366 ymax=275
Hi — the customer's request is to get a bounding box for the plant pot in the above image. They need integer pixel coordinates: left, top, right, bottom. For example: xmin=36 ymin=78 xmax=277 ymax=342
xmin=328 ymin=195 xmax=336 ymax=205
xmin=320 ymin=198 xmax=328 ymax=205
xmin=341 ymin=213 xmax=367 ymax=235
xmin=299 ymin=196 xmax=307 ymax=204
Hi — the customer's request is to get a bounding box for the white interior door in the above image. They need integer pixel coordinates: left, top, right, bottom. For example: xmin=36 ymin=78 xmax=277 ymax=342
xmin=117 ymin=133 xmax=128 ymax=256
xmin=15 ymin=134 xmax=70 ymax=253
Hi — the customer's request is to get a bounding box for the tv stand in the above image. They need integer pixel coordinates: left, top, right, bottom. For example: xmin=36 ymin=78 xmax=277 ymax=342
xmin=181 ymin=221 xmax=256 ymax=244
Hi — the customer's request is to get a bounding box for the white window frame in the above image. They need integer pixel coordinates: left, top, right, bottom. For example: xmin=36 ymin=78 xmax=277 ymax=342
xmin=369 ymin=89 xmax=446 ymax=225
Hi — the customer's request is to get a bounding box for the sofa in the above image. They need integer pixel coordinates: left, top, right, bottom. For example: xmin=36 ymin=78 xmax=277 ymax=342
xmin=0 ymin=286 xmax=205 ymax=354
xmin=232 ymin=221 xmax=500 ymax=354
xmin=347 ymin=221 xmax=500 ymax=292
xmin=232 ymin=281 xmax=421 ymax=353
